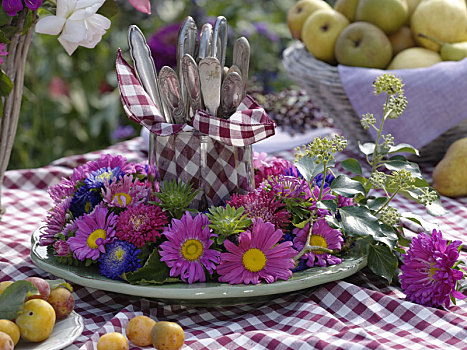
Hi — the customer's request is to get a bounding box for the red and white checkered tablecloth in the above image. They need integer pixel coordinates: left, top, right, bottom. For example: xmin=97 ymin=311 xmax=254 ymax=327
xmin=1 ymin=137 xmax=467 ymax=349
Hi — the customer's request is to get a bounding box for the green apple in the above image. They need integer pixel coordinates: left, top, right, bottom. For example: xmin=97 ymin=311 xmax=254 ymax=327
xmin=334 ymin=0 xmax=360 ymax=21
xmin=411 ymin=0 xmax=467 ymax=51
xmin=302 ymin=9 xmax=349 ymax=64
xmin=287 ymin=0 xmax=332 ymax=40
xmin=355 ymin=0 xmax=409 ymax=34
xmin=406 ymin=0 xmax=422 ymax=17
xmin=387 ymin=47 xmax=442 ymax=69
xmin=335 ymin=22 xmax=393 ymax=69
xmin=389 ymin=26 xmax=416 ymax=56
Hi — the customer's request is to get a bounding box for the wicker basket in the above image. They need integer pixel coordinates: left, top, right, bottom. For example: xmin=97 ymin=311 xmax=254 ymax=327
xmin=283 ymin=42 xmax=467 ymax=164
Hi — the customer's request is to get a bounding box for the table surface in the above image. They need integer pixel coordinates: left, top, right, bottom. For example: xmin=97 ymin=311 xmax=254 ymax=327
xmin=2 ymin=136 xmax=467 ymax=350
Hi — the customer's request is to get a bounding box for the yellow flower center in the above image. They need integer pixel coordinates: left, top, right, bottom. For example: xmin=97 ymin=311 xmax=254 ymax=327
xmin=130 ymin=215 xmax=144 ymax=230
xmin=181 ymin=239 xmax=204 ymax=261
xmin=98 ymin=172 xmax=113 ymax=181
xmin=429 ymin=266 xmax=438 ymax=277
xmin=242 ymin=248 xmax=267 ymax=272
xmin=84 ymin=201 xmax=92 ymax=213
xmin=112 ymin=247 xmax=125 ymax=262
xmin=309 ymin=235 xmax=327 ymax=254
xmin=112 ymin=192 xmax=132 ymax=206
xmin=87 ymin=229 xmax=107 ymax=249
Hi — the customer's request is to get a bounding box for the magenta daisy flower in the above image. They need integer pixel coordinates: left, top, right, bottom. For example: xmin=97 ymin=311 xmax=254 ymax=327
xmin=304 ymin=185 xmax=336 ymax=217
xmin=400 ymin=230 xmax=466 ymax=308
xmin=67 ymin=205 xmax=118 ymax=261
xmin=116 ymin=203 xmax=168 ymax=247
xmin=293 ymin=220 xmax=343 ymax=268
xmin=102 ymin=174 xmax=150 ymax=208
xmin=227 ymin=188 xmax=290 ymax=230
xmin=267 ymin=174 xmax=308 ymax=199
xmin=40 ymin=196 xmax=72 ymax=246
xmin=85 ymin=154 xmax=137 ymax=174
xmin=217 ymin=218 xmax=297 ymax=285
xmin=253 ymin=151 xmax=293 ymax=186
xmin=53 ymin=240 xmax=71 ymax=257
xmin=159 ymin=212 xmax=220 ymax=284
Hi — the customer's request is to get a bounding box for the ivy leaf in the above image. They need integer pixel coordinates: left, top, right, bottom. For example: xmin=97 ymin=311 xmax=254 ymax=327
xmin=0 ymin=70 xmax=13 ymax=97
xmin=339 ymin=206 xmax=383 ymax=238
xmin=331 ymin=174 xmax=366 ymax=198
xmin=340 ymin=158 xmax=362 ymax=175
xmin=295 ymin=157 xmax=324 ymax=183
xmin=122 ymin=249 xmax=175 ymax=285
xmin=318 ymin=200 xmax=337 ymax=213
xmin=367 ymin=244 xmax=398 ymax=284
xmin=384 ymin=159 xmax=422 ymax=178
xmin=0 ymin=281 xmax=38 ymax=320
xmin=358 ymin=141 xmax=375 ymax=156
xmin=388 ymin=143 xmax=420 ymax=156
xmin=47 ymin=279 xmax=72 ymax=292
xmin=366 ymin=197 xmax=387 ymax=211
xmin=426 ymin=197 xmax=449 ymax=216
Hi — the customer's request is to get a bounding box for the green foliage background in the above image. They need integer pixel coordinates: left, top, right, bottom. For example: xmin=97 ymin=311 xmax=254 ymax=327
xmin=9 ymin=0 xmax=307 ymax=170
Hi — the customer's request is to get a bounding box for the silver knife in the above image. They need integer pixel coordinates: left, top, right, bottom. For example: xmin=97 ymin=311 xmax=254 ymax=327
xmin=127 ymin=25 xmax=168 ymax=122
xmin=198 ymin=23 xmax=213 ymax=63
xmin=211 ymin=16 xmax=228 ymax=75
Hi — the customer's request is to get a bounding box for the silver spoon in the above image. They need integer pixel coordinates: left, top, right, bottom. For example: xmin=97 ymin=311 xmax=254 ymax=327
xmin=212 ymin=16 xmax=228 ymax=77
xmin=198 ymin=23 xmax=213 ymax=63
xmin=233 ymin=36 xmax=250 ymax=98
xmin=182 ymin=54 xmax=203 ymax=116
xmin=158 ymin=66 xmax=185 ymax=124
xmin=219 ymin=71 xmax=243 ymax=118
xmin=199 ymin=57 xmax=222 ymax=116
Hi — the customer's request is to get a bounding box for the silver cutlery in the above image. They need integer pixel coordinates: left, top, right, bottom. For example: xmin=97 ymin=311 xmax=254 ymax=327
xmin=233 ymin=36 xmax=250 ymax=98
xmin=158 ymin=66 xmax=185 ymax=124
xmin=219 ymin=71 xmax=243 ymax=117
xmin=199 ymin=57 xmax=222 ymax=117
xmin=198 ymin=23 xmax=213 ymax=63
xmin=127 ymin=25 xmax=168 ymax=123
xmin=182 ymin=54 xmax=203 ymax=116
xmin=212 ymin=16 xmax=228 ymax=76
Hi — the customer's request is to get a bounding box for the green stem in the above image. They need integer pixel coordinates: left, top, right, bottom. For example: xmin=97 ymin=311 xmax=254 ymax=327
xmin=375 ymin=188 xmax=399 ymax=215
xmin=317 ymin=162 xmax=328 ymax=201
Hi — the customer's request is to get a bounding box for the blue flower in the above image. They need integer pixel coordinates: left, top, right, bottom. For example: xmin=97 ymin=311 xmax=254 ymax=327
xmin=313 ymin=173 xmax=335 ymax=189
xmin=98 ymin=240 xmax=142 ymax=280
xmin=84 ymin=166 xmax=123 ymax=189
xmin=69 ymin=186 xmax=102 ymax=218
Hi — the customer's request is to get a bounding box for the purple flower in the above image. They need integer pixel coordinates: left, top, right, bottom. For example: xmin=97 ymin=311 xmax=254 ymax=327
xmin=2 ymin=0 xmax=23 ymax=16
xmin=147 ymin=23 xmax=180 ymax=71
xmin=400 ymin=230 xmax=466 ymax=308
xmin=98 ymin=240 xmax=142 ymax=280
xmin=253 ymin=22 xmax=279 ymax=42
xmin=293 ymin=220 xmax=343 ymax=268
xmin=40 ymin=197 xmax=72 ymax=246
xmin=111 ymin=125 xmax=135 ymax=141
xmin=304 ymin=185 xmax=336 ymax=216
xmin=159 ymin=212 xmax=220 ymax=284
xmin=53 ymin=240 xmax=71 ymax=257
xmin=24 ymin=0 xmax=42 ymax=10
xmin=313 ymin=173 xmax=335 ymax=189
xmin=217 ymin=218 xmax=297 ymax=285
xmin=267 ymin=174 xmax=308 ymax=200
xmin=67 ymin=205 xmax=118 ymax=261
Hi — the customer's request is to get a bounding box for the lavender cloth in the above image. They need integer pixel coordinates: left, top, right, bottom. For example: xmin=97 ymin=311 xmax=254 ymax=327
xmin=338 ymin=58 xmax=467 ymax=149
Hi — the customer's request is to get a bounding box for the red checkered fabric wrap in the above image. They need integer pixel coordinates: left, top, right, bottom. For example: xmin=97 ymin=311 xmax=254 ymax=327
xmin=116 ymin=49 xmax=275 ymax=146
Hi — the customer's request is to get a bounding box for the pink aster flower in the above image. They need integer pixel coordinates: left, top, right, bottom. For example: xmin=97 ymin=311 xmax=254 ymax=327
xmin=102 ymin=174 xmax=150 ymax=208
xmin=293 ymin=220 xmax=343 ymax=268
xmin=304 ymin=185 xmax=336 ymax=217
xmin=53 ymin=240 xmax=71 ymax=256
xmin=40 ymin=196 xmax=72 ymax=246
xmin=227 ymin=188 xmax=290 ymax=230
xmin=115 ymin=203 xmax=168 ymax=247
xmin=400 ymin=230 xmax=466 ymax=308
xmin=159 ymin=212 xmax=220 ymax=284
xmin=253 ymin=151 xmax=293 ymax=186
xmin=217 ymin=218 xmax=297 ymax=285
xmin=67 ymin=205 xmax=117 ymax=261
xmin=267 ymin=174 xmax=308 ymax=200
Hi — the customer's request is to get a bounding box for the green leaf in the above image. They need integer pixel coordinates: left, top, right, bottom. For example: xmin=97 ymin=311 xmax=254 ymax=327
xmin=97 ymin=0 xmax=119 ymax=18
xmin=377 ymin=223 xmax=398 ymax=249
xmin=0 ymin=30 xmax=10 ymax=44
xmin=1 ymin=25 xmax=18 ymax=40
xmin=339 ymin=206 xmax=383 ymax=238
xmin=122 ymin=249 xmax=176 ymax=285
xmin=47 ymin=279 xmax=72 ymax=292
xmin=388 ymin=143 xmax=420 ymax=156
xmin=0 ymin=70 xmax=13 ymax=97
xmin=318 ymin=200 xmax=337 ymax=213
xmin=21 ymin=10 xmax=34 ymax=35
xmin=330 ymin=175 xmax=366 ymax=197
xmin=367 ymin=244 xmax=398 ymax=284
xmin=295 ymin=156 xmax=325 ymax=182
xmin=325 ymin=215 xmax=340 ymax=229
xmin=426 ymin=196 xmax=449 ymax=216
xmin=0 ymin=281 xmax=39 ymax=320
xmin=340 ymin=158 xmax=362 ymax=175
xmin=384 ymin=159 xmax=422 ymax=178
xmin=366 ymin=197 xmax=387 ymax=211
xmin=358 ymin=141 xmax=375 ymax=156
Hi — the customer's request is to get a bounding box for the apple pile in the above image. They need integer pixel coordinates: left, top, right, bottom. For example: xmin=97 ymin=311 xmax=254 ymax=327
xmin=287 ymin=0 xmax=467 ymax=69
xmin=0 ymin=277 xmax=75 ymax=348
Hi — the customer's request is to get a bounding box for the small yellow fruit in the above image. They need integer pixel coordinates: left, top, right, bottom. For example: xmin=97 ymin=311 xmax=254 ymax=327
xmin=126 ymin=315 xmax=156 ymax=347
xmin=0 ymin=282 xmax=13 ymax=297
xmin=15 ymin=299 xmax=56 ymax=342
xmin=97 ymin=332 xmax=129 ymax=350
xmin=0 ymin=331 xmax=14 ymax=350
xmin=0 ymin=320 xmax=20 ymax=346
xmin=151 ymin=321 xmax=185 ymax=350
